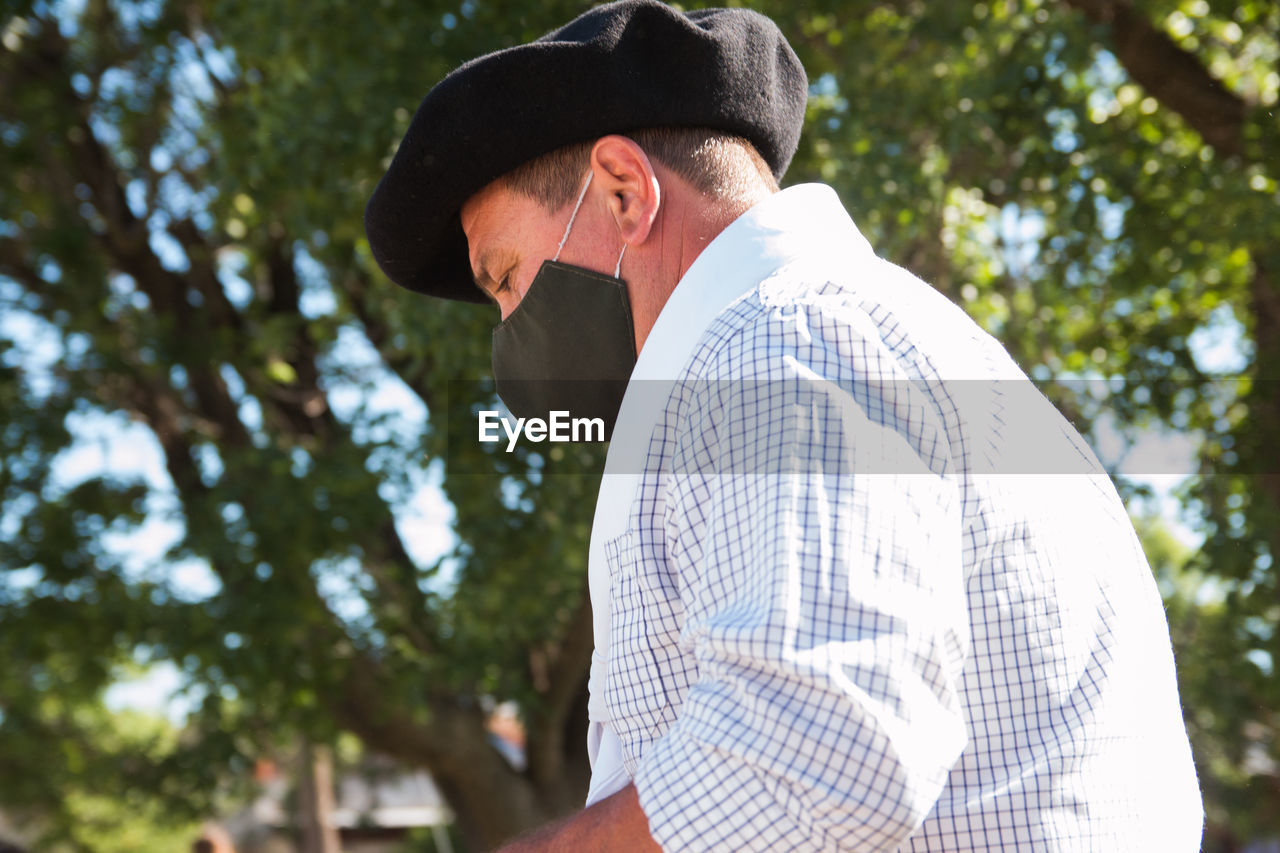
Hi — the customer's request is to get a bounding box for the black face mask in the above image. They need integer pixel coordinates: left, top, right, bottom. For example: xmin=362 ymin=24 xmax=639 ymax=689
xmin=490 ymin=172 xmax=637 ymax=440
xmin=491 ymin=260 xmax=636 ymax=439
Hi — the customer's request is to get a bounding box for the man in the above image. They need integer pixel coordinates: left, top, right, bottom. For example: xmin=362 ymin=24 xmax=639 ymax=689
xmin=365 ymin=1 xmax=1204 ymax=850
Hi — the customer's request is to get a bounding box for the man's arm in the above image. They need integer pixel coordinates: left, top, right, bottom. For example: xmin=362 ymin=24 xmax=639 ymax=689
xmin=497 ymin=783 xmax=661 ymax=853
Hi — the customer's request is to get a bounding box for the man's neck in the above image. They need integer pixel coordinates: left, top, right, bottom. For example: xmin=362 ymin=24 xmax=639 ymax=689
xmin=631 ymin=179 xmax=773 ymax=354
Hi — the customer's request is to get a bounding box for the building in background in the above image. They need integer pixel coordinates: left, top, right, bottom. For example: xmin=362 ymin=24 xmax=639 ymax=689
xmin=214 ymin=749 xmax=456 ymax=853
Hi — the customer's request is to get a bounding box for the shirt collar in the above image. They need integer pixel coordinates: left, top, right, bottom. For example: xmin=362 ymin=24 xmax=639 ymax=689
xmin=628 ymin=182 xmax=872 ymax=383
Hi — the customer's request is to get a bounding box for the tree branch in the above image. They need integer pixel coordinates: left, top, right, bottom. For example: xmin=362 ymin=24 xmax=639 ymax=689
xmin=0 ymin=236 xmax=48 ymax=296
xmin=332 ymin=658 xmax=555 ymax=851
xmin=169 ymin=218 xmax=240 ymax=329
xmin=18 ymin=18 xmax=256 ymax=453
xmin=339 ymin=263 xmax=441 ymax=413
xmin=522 ymin=590 xmax=593 ymax=811
xmin=1060 ymin=0 xmax=1248 ymax=157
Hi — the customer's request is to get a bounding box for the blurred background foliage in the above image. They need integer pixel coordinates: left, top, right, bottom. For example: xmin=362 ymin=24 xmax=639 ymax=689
xmin=1 ymin=0 xmax=1277 ymax=850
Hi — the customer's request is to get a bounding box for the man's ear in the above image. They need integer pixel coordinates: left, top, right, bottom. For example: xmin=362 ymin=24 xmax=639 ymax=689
xmin=590 ymin=135 xmax=661 ymax=247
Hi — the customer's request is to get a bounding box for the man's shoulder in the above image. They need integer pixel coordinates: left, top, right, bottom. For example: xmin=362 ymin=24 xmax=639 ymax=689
xmin=679 ymin=251 xmax=1017 ymax=387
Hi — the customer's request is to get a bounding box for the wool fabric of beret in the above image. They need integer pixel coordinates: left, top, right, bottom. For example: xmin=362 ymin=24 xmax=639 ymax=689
xmin=363 ymin=0 xmax=809 ymax=302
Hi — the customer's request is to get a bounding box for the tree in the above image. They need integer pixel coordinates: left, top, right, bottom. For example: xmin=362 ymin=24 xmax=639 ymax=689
xmin=1 ymin=1 xmax=1276 ymax=850
xmin=762 ymin=2 xmax=1279 ymax=844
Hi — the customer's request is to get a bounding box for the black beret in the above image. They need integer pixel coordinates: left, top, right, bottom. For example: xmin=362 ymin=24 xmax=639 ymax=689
xmin=363 ymin=0 xmax=808 ymax=302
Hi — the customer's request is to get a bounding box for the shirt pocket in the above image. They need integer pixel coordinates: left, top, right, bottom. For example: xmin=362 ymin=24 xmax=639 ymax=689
xmin=603 ymin=529 xmax=685 ymax=773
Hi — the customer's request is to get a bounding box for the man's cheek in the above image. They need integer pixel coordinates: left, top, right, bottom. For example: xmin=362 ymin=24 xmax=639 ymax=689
xmin=514 ymin=271 xmax=538 ymax=303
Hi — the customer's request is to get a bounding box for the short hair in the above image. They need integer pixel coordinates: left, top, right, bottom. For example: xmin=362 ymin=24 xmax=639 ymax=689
xmin=499 ymin=127 xmax=778 ymax=212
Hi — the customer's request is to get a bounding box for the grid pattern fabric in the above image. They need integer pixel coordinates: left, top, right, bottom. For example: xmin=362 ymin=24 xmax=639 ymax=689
xmin=604 ymin=247 xmax=1202 ymax=850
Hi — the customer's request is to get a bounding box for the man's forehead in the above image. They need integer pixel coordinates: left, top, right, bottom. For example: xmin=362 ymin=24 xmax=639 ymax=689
xmin=459 ymin=182 xmax=558 ymax=289
xmin=462 ymin=179 xmax=554 ymax=245
xmin=459 ymin=179 xmax=508 ymax=237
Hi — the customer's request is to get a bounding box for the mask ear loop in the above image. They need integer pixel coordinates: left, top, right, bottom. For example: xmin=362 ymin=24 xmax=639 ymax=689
xmin=553 ymin=170 xmax=628 ymax=279
xmin=553 ymin=171 xmax=594 ymax=263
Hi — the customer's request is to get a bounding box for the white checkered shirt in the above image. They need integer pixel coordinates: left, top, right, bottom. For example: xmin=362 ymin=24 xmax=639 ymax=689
xmin=588 ymin=185 xmax=1203 ymax=851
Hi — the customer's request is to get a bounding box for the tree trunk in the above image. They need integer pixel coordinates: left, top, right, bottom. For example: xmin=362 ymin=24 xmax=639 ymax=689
xmin=296 ymin=743 xmax=342 ymax=853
